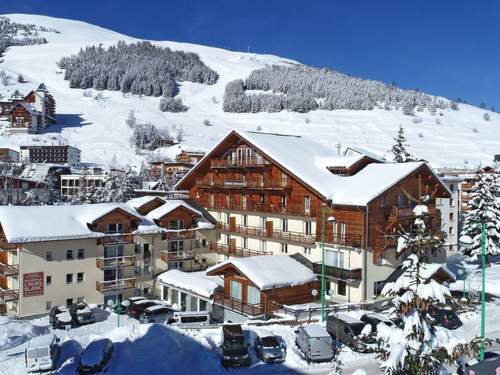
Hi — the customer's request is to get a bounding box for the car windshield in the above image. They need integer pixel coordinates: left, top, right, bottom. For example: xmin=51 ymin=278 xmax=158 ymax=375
xmin=223 ymin=338 xmax=245 ymax=350
xmin=261 ymin=336 xmax=279 ymax=348
xmin=350 ymin=323 xmax=365 ymax=336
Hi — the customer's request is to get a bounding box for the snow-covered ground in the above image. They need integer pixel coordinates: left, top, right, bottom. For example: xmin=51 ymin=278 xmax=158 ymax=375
xmin=0 ymin=14 xmax=499 ymax=169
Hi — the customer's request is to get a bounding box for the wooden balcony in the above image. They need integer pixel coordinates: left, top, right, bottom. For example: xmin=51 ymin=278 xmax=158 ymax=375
xmin=161 ymin=230 xmax=196 ymax=240
xmin=160 ymin=250 xmax=195 ymax=262
xmin=312 ymin=263 xmax=362 ymax=281
xmin=319 ymin=232 xmax=363 ymax=248
xmin=210 ymin=157 xmax=271 ymax=169
xmin=97 ymin=233 xmax=134 ymax=246
xmin=96 ymin=278 xmax=135 ymax=293
xmin=0 ymin=262 xmax=19 ymax=277
xmin=197 ymin=178 xmax=291 ymax=191
xmin=210 ymin=243 xmax=272 ymax=257
xmin=207 ymin=201 xmax=316 ymax=218
xmin=96 ymin=255 xmax=136 ymax=270
xmin=388 ymin=206 xmax=438 ymax=220
xmin=0 ymin=287 xmax=19 ymax=302
xmin=213 ymin=292 xmax=265 ymax=317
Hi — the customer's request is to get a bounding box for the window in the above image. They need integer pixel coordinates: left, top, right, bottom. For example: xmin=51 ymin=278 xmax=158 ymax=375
xmin=77 ymin=248 xmax=85 ymax=259
xmin=46 ymin=251 xmax=53 ymax=261
xmin=260 ymin=240 xmax=267 ymax=252
xmin=135 ymin=244 xmax=141 ymax=254
xmin=260 ymin=194 xmax=265 ymax=204
xmin=260 ymin=217 xmax=267 ymax=229
xmin=171 ymin=290 xmax=179 ymax=306
xmin=337 ymin=280 xmax=347 ymax=296
xmin=333 ymin=222 xmax=338 ymax=242
xmin=280 ymin=195 xmax=287 ymax=206
xmin=46 ymin=275 xmax=52 ymax=286
xmin=106 ymin=223 xmax=123 ymax=233
xmin=66 ymin=273 xmax=73 ymax=284
xmin=189 ymin=296 xmax=198 ymax=311
xmin=449 ymin=227 xmax=454 ymax=235
xmin=303 ymin=247 xmax=311 ymax=255
xmin=340 ymin=222 xmax=346 ymax=244
xmin=281 ymin=218 xmax=288 ymax=232
xmin=248 ymin=285 xmax=260 ymax=305
xmin=77 ymin=296 xmax=85 ymax=303
xmin=449 ymin=184 xmax=455 ymax=193
xmin=66 ymin=249 xmax=73 ymax=260
xmin=242 ymin=195 xmax=247 ymax=209
xmin=170 ymin=220 xmax=184 ymax=230
xmin=77 ymin=272 xmax=84 ymax=283
xmin=281 ymin=243 xmax=288 ymax=254
xmin=304 ymin=196 xmax=311 ymax=214
xmin=46 ymin=301 xmax=52 ymax=311
xmin=325 ymin=250 xmax=345 ymax=268
xmin=230 ymin=280 xmax=242 ymax=300
xmin=304 ymin=221 xmax=312 ymax=235
xmin=66 ymin=298 xmax=74 ymax=307
xmin=242 ymin=237 xmax=248 ymax=249
xmin=449 ymin=212 xmax=454 ymax=221
xmin=199 ymin=299 xmax=207 ymax=311
xmin=397 ymin=192 xmax=405 ymax=208
xmin=209 ymin=193 xmax=214 ymax=207
xmin=162 ymin=286 xmax=170 ymax=301
xmin=242 ymin=215 xmax=248 ymax=227
xmin=450 ymin=198 xmax=454 ymax=207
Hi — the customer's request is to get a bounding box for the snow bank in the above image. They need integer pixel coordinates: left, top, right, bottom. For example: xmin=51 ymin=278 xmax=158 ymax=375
xmin=156 ymin=270 xmax=223 ymax=299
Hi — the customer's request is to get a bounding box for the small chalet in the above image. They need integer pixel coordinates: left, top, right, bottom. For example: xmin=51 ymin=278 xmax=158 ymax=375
xmin=206 ymin=255 xmax=320 ymax=321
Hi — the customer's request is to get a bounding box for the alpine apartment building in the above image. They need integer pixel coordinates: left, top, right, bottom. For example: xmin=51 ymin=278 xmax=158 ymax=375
xmin=0 ymin=196 xmax=215 ymax=317
xmin=176 ymin=130 xmax=450 ymax=304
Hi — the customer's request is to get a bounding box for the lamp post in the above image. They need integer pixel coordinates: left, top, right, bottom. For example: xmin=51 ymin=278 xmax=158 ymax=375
xmin=321 ymin=203 xmax=335 ymax=323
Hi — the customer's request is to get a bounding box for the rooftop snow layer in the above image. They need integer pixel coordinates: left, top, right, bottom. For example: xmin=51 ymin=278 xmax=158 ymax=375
xmin=0 ymin=203 xmax=141 ymax=243
xmin=127 ymin=195 xmax=165 ymax=210
xmin=207 ymin=255 xmax=317 ymax=290
xmin=156 ymin=270 xmax=223 ymax=299
xmin=146 ymin=200 xmax=202 ymax=221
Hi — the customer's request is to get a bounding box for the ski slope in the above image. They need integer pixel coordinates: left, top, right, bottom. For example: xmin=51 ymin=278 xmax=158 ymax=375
xmin=0 ymin=13 xmax=499 ymax=169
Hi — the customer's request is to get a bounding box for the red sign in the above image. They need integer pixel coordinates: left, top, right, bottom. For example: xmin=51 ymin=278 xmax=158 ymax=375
xmin=23 ymin=272 xmax=44 ymax=297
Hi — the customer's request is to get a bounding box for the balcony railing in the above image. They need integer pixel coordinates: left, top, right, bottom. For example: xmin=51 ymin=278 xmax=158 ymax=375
xmin=197 ymin=178 xmax=291 ymax=190
xmin=0 ymin=262 xmax=19 ymax=276
xmin=96 ymin=255 xmax=136 ymax=270
xmin=207 ymin=201 xmax=316 ymax=218
xmin=388 ymin=206 xmax=438 ymax=220
xmin=213 ymin=292 xmax=265 ymax=316
xmin=312 ymin=263 xmax=362 ymax=281
xmin=162 ymin=230 xmax=196 ymax=240
xmin=319 ymin=232 xmax=363 ymax=248
xmin=97 ymin=233 xmax=134 ymax=246
xmin=160 ymin=250 xmax=195 ymax=262
xmin=96 ymin=278 xmax=135 ymax=293
xmin=210 ymin=243 xmax=272 ymax=257
xmin=210 ymin=157 xmax=271 ymax=169
xmin=0 ymin=287 xmax=19 ymax=302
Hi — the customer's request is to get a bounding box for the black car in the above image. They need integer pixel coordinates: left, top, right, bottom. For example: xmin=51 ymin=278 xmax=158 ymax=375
xmin=430 ymin=307 xmax=462 ymax=329
xmin=77 ymin=338 xmax=113 ymax=374
xmin=70 ymin=303 xmax=96 ymax=326
xmin=360 ymin=313 xmax=395 ymax=331
xmin=49 ymin=306 xmax=73 ymax=329
xmin=127 ymin=299 xmax=159 ymax=319
xmin=255 ymin=333 xmax=286 ymax=363
xmin=220 ymin=324 xmax=251 ymax=367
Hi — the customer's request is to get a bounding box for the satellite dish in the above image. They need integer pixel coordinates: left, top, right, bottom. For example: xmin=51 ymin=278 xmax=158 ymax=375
xmin=311 ymin=289 xmax=318 ymax=297
xmin=328 ymin=289 xmax=334 ymax=296
xmin=121 ymin=300 xmax=130 ymax=307
xmin=106 ymin=299 xmax=114 ymax=307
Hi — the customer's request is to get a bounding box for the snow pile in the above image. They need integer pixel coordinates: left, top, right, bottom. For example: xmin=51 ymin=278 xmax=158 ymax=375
xmin=156 ymin=270 xmax=223 ymax=299
xmin=0 ymin=318 xmax=45 ymax=350
xmin=207 ymin=255 xmax=317 ymax=290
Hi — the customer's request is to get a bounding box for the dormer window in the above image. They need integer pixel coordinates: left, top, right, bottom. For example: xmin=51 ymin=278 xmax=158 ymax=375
xmin=169 ymin=220 xmax=185 ymax=230
xmin=106 ymin=223 xmax=123 ymax=233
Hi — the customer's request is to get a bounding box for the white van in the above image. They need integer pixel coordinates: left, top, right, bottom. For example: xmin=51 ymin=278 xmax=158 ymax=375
xmin=168 ymin=311 xmax=211 ymax=328
xmin=25 ymin=334 xmax=60 ymax=372
xmin=295 ymin=325 xmax=334 ymax=363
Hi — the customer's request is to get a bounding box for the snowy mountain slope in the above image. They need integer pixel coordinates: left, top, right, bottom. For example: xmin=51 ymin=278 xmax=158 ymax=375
xmin=0 ymin=13 xmax=499 ymax=169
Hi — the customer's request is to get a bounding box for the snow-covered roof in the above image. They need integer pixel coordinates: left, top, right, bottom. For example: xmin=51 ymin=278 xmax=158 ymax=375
xmin=0 ymin=203 xmax=141 ymax=243
xmin=344 ymin=146 xmax=386 ymax=163
xmin=302 ymin=325 xmax=329 ymax=338
xmin=207 ymin=255 xmax=317 ymax=291
xmin=156 ymin=270 xmax=223 ymax=299
xmin=178 ymin=130 xmax=435 ymax=206
xmin=127 ymin=195 xmax=165 ymax=210
xmin=19 ymin=163 xmax=68 ymax=182
xmin=147 ymin=200 xmax=202 ymax=221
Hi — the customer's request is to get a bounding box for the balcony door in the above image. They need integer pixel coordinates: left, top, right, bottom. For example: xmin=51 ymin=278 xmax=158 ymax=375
xmin=104 ymin=245 xmax=123 ymax=259
xmin=325 ymin=250 xmax=344 ymax=269
xmin=230 ymin=280 xmax=242 ymax=301
xmin=247 ymin=285 xmax=260 ymax=305
xmin=104 ymin=268 xmax=123 ymax=282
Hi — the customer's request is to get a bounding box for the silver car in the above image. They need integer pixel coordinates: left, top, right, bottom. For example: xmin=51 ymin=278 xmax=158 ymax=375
xmin=255 ymin=333 xmax=286 ymax=363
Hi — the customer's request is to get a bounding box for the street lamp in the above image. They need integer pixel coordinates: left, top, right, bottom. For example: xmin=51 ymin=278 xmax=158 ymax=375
xmin=321 ymin=201 xmax=335 ymax=323
xmin=459 ymin=222 xmax=486 ymax=361
xmin=457 ymin=267 xmax=468 ymax=301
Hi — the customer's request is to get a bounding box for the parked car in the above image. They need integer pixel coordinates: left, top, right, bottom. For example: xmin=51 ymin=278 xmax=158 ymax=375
xmin=127 ymin=299 xmax=160 ymax=319
xmin=326 ymin=313 xmax=375 ymax=353
xmin=254 ymin=332 xmax=286 ymax=363
xmin=116 ymin=296 xmax=145 ymax=314
xmin=457 ymin=350 xmax=500 ymax=375
xmin=360 ymin=312 xmax=395 ymax=331
xmin=77 ymin=338 xmax=114 ymax=374
xmin=167 ymin=311 xmax=211 ymax=328
xmin=295 ymin=325 xmax=334 ymax=363
xmin=70 ymin=303 xmax=96 ymax=326
xmin=25 ymin=334 xmax=60 ymax=373
xmin=49 ymin=306 xmax=73 ymax=329
xmin=140 ymin=305 xmax=177 ymax=324
xmin=220 ymin=324 xmax=251 ymax=367
xmin=430 ymin=306 xmax=462 ymax=329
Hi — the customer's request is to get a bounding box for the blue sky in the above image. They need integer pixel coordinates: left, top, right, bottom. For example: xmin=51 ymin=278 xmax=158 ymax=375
xmin=1 ymin=0 xmax=499 ymax=108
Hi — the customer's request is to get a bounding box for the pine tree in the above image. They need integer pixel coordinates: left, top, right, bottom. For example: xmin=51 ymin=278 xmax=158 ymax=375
xmin=85 ymin=170 xmax=138 ymax=203
xmin=460 ymin=169 xmax=500 ymax=259
xmin=376 ymin=194 xmax=475 ymax=374
xmin=391 ymin=125 xmax=413 ymax=163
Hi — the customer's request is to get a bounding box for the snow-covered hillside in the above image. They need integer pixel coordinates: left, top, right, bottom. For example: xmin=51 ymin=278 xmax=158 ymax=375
xmin=0 ymin=14 xmax=499 ymax=169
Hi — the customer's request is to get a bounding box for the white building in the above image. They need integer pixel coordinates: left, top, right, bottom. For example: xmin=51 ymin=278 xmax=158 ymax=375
xmin=436 ymin=175 xmax=464 ymax=255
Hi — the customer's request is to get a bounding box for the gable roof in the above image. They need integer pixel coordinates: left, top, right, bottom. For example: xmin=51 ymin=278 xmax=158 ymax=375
xmin=177 ymin=130 xmax=446 ymax=206
xmin=127 ymin=195 xmax=166 ymax=210
xmin=156 ymin=270 xmax=223 ymax=299
xmin=206 ymin=255 xmax=317 ymax=290
xmin=146 ymin=200 xmax=202 ymax=221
